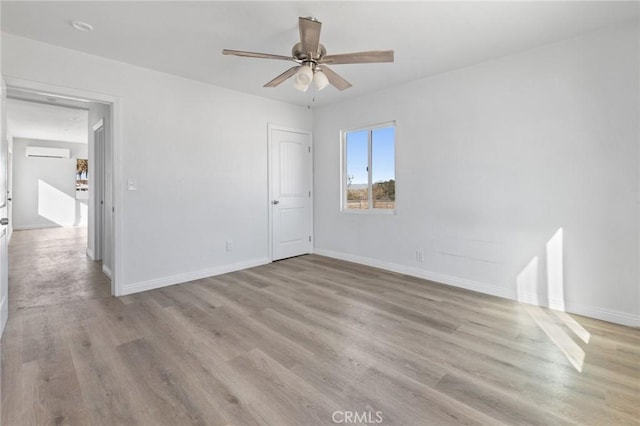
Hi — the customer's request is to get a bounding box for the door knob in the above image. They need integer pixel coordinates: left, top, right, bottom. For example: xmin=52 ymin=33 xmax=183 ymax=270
xmin=0 ymin=218 xmax=8 ymax=226
xmin=272 ymin=200 xmax=280 ymax=205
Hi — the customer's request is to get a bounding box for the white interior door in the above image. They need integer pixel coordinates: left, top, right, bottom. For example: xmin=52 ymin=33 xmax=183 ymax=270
xmin=93 ymin=120 xmax=104 ymax=261
xmin=102 ymin=115 xmax=113 ymax=280
xmin=91 ymin=115 xmax=112 ymax=281
xmin=0 ymin=79 xmax=9 ymax=335
xmin=269 ymin=126 xmax=312 ymax=261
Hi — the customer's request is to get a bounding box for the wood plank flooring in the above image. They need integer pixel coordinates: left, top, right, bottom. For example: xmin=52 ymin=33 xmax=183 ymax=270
xmin=7 ymin=227 xmax=110 ymax=311
xmin=2 ymin=228 xmax=639 ymax=425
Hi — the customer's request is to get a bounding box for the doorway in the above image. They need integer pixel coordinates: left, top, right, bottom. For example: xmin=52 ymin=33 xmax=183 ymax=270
xmin=268 ymin=124 xmax=313 ymax=261
xmin=3 ymin=86 xmax=115 ymax=301
xmin=7 ymin=97 xmax=90 ymax=231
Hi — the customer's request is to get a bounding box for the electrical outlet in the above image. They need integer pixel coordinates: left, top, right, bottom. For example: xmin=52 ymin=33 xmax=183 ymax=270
xmin=226 ymin=240 xmax=233 ymax=252
xmin=415 ymin=250 xmax=424 ymax=263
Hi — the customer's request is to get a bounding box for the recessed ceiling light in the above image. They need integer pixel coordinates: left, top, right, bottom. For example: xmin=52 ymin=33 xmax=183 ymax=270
xmin=71 ymin=20 xmax=93 ymax=32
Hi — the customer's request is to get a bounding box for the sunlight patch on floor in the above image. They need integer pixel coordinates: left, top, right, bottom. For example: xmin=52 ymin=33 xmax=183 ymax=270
xmin=523 ymin=304 xmax=586 ymax=372
xmin=553 ymin=311 xmax=590 ymax=344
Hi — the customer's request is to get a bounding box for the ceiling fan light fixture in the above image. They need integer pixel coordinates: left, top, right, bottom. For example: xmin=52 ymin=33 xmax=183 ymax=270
xmin=294 ymin=64 xmax=313 ymax=91
xmin=293 ymin=78 xmax=310 ymax=92
xmin=296 ymin=65 xmax=313 ymax=84
xmin=313 ymin=70 xmax=329 ymax=91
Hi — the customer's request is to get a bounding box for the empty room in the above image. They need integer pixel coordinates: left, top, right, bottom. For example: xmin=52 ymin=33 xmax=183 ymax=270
xmin=0 ymin=1 xmax=638 ymax=425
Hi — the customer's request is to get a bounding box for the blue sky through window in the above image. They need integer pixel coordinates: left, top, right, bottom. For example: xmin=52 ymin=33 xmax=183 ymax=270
xmin=346 ymin=126 xmax=395 ymax=185
xmin=346 ymin=130 xmax=368 ymax=185
xmin=372 ymin=126 xmax=395 ymax=183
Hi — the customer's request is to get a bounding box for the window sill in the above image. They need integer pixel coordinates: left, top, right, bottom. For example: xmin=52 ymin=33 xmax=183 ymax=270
xmin=341 ymin=209 xmax=396 ymax=215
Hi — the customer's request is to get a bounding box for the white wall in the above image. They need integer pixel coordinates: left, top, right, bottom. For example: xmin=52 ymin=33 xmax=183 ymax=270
xmin=12 ymin=138 xmax=88 ymax=229
xmin=2 ymin=33 xmax=312 ymax=294
xmin=313 ymin=23 xmax=639 ymax=326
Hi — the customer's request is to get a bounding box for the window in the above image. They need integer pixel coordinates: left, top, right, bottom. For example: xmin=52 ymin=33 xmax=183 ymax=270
xmin=343 ymin=122 xmax=395 ymax=212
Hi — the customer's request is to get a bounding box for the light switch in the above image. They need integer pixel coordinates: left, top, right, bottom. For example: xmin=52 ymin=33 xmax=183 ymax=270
xmin=127 ymin=178 xmax=137 ymax=191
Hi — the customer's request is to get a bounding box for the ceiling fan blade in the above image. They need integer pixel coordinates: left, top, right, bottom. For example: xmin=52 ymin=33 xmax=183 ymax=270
xmin=320 ymin=50 xmax=394 ymax=65
xmin=222 ymin=49 xmax=293 ymax=61
xmin=318 ymin=65 xmax=352 ymax=91
xmin=299 ymin=17 xmax=322 ymax=54
xmin=264 ymin=66 xmax=301 ymax=88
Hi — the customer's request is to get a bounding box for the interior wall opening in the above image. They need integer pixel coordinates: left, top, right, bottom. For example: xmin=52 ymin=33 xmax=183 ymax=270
xmin=4 ymin=86 xmax=114 ymax=310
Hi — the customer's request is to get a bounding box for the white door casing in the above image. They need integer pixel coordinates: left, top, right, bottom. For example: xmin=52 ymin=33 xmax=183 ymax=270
xmin=268 ymin=125 xmax=312 ymax=261
xmin=0 ymin=79 xmax=9 ymax=335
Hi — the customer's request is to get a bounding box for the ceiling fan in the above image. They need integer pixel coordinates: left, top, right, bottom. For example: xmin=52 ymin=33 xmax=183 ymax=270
xmin=222 ymin=17 xmax=394 ymax=92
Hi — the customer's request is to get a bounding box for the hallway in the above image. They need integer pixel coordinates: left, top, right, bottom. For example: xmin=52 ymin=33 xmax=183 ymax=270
xmin=8 ymin=227 xmax=110 ymax=312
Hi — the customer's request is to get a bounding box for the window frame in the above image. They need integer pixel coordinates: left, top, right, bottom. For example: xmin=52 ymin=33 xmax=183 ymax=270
xmin=341 ymin=121 xmax=396 ymax=214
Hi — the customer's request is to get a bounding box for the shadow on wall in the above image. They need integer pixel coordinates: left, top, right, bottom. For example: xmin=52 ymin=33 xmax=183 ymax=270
xmin=37 ymin=179 xmax=87 ymax=227
xmin=516 ymin=228 xmax=591 ymax=372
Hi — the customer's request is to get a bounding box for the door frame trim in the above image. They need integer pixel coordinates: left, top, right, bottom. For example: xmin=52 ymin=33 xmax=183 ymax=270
xmin=1 ymin=78 xmax=8 ymax=336
xmin=267 ymin=123 xmax=313 ymax=262
xmin=4 ymin=76 xmax=123 ymax=297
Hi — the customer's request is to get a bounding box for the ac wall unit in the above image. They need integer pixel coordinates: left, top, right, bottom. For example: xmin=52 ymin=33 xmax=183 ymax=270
xmin=25 ymin=146 xmax=71 ymax=159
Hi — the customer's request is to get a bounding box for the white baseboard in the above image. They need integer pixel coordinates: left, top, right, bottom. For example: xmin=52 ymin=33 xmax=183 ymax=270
xmin=86 ymin=247 xmax=95 ymax=260
xmin=102 ymin=264 xmax=112 ymax=280
xmin=0 ymin=295 xmax=7 ymax=337
xmin=314 ymin=248 xmax=513 ymax=299
xmin=13 ymin=224 xmax=60 ymax=231
xmin=516 ymin=291 xmax=546 ymax=307
xmin=121 ymin=257 xmax=271 ymax=296
xmin=563 ymin=302 xmax=639 ymax=328
xmin=313 ymin=248 xmax=639 ymax=328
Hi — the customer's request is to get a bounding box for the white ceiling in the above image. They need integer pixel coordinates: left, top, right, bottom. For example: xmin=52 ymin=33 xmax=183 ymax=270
xmin=2 ymin=1 xmax=638 ymax=107
xmin=7 ymin=99 xmax=89 ymax=144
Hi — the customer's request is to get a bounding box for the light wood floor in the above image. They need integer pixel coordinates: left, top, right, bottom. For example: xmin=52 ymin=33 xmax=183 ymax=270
xmin=1 ymin=228 xmax=639 ymax=425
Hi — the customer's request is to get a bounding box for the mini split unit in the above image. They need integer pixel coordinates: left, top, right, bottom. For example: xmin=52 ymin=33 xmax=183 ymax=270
xmin=25 ymin=146 xmax=71 ymax=159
